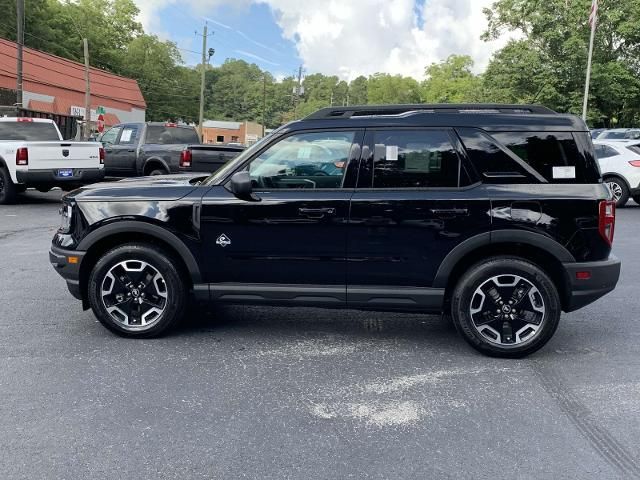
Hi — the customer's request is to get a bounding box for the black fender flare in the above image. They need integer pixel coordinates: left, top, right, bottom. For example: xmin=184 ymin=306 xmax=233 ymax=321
xmin=142 ymin=156 xmax=171 ymax=175
xmin=432 ymin=229 xmax=575 ymax=288
xmin=77 ymin=220 xmax=202 ymax=283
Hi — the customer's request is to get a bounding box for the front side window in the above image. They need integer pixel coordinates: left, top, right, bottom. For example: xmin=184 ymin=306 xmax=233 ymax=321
xmin=248 ymin=131 xmax=355 ymax=189
xmin=100 ymin=126 xmax=122 ymax=145
xmin=117 ymin=126 xmax=139 ymax=145
xmin=371 ymin=130 xmax=463 ymax=188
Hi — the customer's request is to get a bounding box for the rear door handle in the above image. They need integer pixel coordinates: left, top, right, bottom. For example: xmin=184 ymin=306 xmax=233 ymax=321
xmin=430 ymin=208 xmax=468 ymax=216
xmin=299 ymin=207 xmax=336 ymax=218
xmin=127 ymin=149 xmax=135 ymax=152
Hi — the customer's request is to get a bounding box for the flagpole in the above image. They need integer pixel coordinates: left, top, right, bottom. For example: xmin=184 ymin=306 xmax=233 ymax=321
xmin=582 ymin=4 xmax=597 ymax=121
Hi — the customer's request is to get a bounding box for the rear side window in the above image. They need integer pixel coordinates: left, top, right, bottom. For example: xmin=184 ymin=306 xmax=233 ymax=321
xmin=594 ymin=144 xmax=619 ymax=159
xmin=370 ymin=130 xmax=464 ymax=188
xmin=146 ymin=126 xmax=200 ymax=145
xmin=0 ymin=121 xmax=60 ymax=141
xmin=492 ymin=132 xmax=598 ymax=183
xmin=627 ymin=144 xmax=640 ymax=155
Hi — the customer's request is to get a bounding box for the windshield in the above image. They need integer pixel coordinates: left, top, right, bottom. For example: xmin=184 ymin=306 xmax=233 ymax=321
xmin=0 ymin=121 xmax=60 ymax=141
xmin=201 ymin=130 xmax=284 ymax=186
xmin=602 ymin=131 xmax=628 ymax=139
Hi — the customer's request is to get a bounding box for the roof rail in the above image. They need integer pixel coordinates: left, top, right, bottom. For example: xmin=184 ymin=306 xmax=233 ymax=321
xmin=305 ymin=104 xmax=556 ymax=120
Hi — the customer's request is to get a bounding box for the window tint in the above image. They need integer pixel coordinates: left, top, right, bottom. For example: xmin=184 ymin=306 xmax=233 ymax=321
xmin=627 ymin=144 xmax=640 ymax=155
xmin=146 ymin=126 xmax=200 ymax=144
xmin=370 ymin=130 xmax=462 ymax=188
xmin=492 ymin=132 xmax=597 ymax=183
xmin=456 ymin=128 xmax=531 ymax=183
xmin=100 ymin=126 xmax=122 ymax=145
xmin=248 ymin=131 xmax=354 ymax=189
xmin=0 ymin=121 xmax=60 ymax=141
xmin=595 ymin=144 xmax=619 ymax=159
xmin=117 ymin=126 xmax=139 ymax=145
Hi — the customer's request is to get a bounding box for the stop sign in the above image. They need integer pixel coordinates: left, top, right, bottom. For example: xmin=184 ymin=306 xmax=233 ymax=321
xmin=97 ymin=114 xmax=105 ymax=133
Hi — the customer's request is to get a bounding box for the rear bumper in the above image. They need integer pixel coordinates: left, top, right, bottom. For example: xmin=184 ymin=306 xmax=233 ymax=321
xmin=563 ymin=255 xmax=621 ymax=312
xmin=49 ymin=244 xmax=86 ymax=301
xmin=17 ymin=168 xmax=104 ymax=185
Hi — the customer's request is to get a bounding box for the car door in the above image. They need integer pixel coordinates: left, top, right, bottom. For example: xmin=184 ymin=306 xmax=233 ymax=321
xmin=346 ymin=128 xmax=490 ymax=310
xmin=199 ymin=129 xmax=363 ymax=305
xmin=99 ymin=125 xmax=122 ymax=175
xmin=107 ymin=124 xmax=141 ymax=175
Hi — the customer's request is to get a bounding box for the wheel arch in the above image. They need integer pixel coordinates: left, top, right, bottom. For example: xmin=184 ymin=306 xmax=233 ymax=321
xmin=142 ymin=157 xmax=170 ymax=175
xmin=77 ymin=221 xmax=201 ymax=304
xmin=435 ymin=230 xmax=574 ymax=311
xmin=601 ymin=173 xmax=631 ymax=189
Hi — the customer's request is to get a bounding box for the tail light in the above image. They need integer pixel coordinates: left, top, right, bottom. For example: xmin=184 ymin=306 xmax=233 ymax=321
xmin=628 ymin=160 xmax=640 ymax=167
xmin=180 ymin=149 xmax=192 ymax=168
xmin=16 ymin=118 xmax=33 ymax=122
xmin=99 ymin=147 xmax=105 ymax=165
xmin=598 ymin=200 xmax=616 ymax=246
xmin=16 ymin=147 xmax=28 ymax=165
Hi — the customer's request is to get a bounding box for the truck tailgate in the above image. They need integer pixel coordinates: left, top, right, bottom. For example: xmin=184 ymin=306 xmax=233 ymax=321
xmin=189 ymin=145 xmax=244 ymax=173
xmin=25 ymin=142 xmax=101 ymax=170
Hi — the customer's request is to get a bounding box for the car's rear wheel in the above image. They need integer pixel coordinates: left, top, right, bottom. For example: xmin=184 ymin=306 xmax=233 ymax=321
xmin=88 ymin=243 xmax=187 ymax=337
xmin=451 ymin=256 xmax=561 ymax=358
xmin=604 ymin=175 xmax=630 ymax=207
xmin=0 ymin=167 xmax=17 ymax=205
xmin=148 ymin=169 xmax=166 ymax=176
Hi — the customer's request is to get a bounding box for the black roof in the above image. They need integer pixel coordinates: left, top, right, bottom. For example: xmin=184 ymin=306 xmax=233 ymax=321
xmin=292 ymin=104 xmax=586 ymax=132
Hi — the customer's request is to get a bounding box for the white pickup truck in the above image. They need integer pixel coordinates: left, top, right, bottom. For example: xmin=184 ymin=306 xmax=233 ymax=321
xmin=0 ymin=117 xmax=104 ymax=204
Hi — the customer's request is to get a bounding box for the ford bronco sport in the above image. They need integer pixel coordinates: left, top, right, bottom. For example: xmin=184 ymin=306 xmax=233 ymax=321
xmin=50 ymin=104 xmax=621 ymax=357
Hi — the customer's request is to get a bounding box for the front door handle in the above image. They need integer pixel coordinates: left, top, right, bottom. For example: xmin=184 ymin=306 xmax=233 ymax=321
xmin=299 ymin=207 xmax=336 ymax=218
xmin=430 ymin=208 xmax=468 ymax=217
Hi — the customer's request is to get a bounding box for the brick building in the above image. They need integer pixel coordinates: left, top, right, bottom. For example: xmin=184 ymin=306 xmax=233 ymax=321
xmin=0 ymin=38 xmax=145 ymax=128
xmin=202 ymin=120 xmax=264 ymax=146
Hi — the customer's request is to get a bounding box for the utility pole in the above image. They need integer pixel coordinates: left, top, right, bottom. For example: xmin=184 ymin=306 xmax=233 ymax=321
xmin=262 ymin=74 xmax=267 ymax=137
xmin=198 ymin=23 xmax=209 ymax=139
xmin=582 ymin=0 xmax=598 ymax=121
xmin=16 ymin=0 xmax=25 ymax=107
xmin=83 ymin=38 xmax=91 ymax=140
xmin=293 ymin=65 xmax=304 ymax=118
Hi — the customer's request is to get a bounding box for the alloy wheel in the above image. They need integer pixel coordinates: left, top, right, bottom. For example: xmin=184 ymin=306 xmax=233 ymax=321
xmin=607 ymin=181 xmax=623 ymax=202
xmin=469 ymin=274 xmax=545 ymax=346
xmin=100 ymin=259 xmax=169 ymax=331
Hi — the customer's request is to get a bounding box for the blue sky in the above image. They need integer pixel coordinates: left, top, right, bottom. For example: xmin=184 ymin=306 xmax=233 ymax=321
xmin=158 ymin=2 xmax=302 ymax=77
xmin=134 ymin=0 xmax=514 ymax=80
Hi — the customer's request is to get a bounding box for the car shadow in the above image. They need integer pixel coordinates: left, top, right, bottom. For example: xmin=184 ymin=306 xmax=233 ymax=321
xmin=15 ymin=190 xmax=64 ymax=204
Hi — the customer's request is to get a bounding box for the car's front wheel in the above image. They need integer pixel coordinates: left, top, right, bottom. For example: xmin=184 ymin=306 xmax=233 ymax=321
xmin=88 ymin=243 xmax=187 ymax=337
xmin=451 ymin=256 xmax=561 ymax=358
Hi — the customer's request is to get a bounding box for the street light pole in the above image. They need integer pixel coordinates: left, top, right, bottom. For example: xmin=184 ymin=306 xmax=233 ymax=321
xmin=198 ymin=23 xmax=208 ymax=139
xmin=83 ymin=38 xmax=91 ymax=140
xmin=16 ymin=0 xmax=25 ymax=107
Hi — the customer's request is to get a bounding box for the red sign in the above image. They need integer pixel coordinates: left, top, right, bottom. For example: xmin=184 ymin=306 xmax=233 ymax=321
xmin=97 ymin=114 xmax=105 ymax=133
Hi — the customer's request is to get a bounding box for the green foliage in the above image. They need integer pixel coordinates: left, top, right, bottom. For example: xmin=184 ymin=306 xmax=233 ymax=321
xmin=422 ymin=55 xmax=482 ymax=103
xmin=367 ymin=73 xmax=421 ymax=104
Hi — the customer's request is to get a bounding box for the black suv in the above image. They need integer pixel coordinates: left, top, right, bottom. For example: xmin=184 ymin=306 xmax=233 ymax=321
xmin=50 ymin=104 xmax=621 ymax=357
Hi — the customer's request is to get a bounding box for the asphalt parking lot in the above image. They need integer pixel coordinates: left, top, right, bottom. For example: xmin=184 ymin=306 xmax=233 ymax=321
xmin=1 ymin=190 xmax=640 ymax=480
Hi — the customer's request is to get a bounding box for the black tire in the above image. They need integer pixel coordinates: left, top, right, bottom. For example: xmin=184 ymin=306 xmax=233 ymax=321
xmin=148 ymin=169 xmax=166 ymax=176
xmin=451 ymin=256 xmax=561 ymax=358
xmin=603 ymin=175 xmax=630 ymax=207
xmin=632 ymin=194 xmax=640 ymax=205
xmin=88 ymin=243 xmax=187 ymax=338
xmin=0 ymin=167 xmax=17 ymax=205
xmin=36 ymin=186 xmax=51 ymax=193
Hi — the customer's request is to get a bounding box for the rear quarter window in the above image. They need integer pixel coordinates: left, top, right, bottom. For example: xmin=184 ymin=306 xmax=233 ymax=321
xmin=491 ymin=131 xmax=600 ymax=184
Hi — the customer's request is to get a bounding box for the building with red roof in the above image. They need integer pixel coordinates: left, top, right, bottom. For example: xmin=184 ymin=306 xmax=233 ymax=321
xmin=0 ymin=37 xmax=145 ymax=127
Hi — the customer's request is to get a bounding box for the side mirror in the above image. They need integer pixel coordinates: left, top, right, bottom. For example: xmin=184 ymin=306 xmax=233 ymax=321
xmin=229 ymin=171 xmax=253 ymax=197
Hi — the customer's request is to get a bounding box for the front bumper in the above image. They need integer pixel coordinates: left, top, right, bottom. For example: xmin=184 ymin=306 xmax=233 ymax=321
xmin=17 ymin=168 xmax=104 ymax=185
xmin=49 ymin=244 xmax=86 ymax=301
xmin=563 ymin=255 xmax=621 ymax=312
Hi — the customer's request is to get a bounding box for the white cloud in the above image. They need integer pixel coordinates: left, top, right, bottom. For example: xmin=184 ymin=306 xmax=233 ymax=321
xmin=134 ymin=0 xmax=516 ymax=80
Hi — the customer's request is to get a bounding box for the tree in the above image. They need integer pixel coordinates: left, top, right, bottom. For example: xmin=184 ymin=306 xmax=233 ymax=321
xmin=422 ymin=55 xmax=482 ymax=103
xmin=483 ymin=0 xmax=640 ymax=125
xmin=367 ymin=74 xmax=421 ymax=104
xmin=348 ymin=76 xmax=368 ymax=105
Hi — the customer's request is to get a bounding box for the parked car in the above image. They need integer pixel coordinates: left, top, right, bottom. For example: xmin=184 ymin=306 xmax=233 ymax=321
xmin=99 ymin=122 xmax=244 ymax=177
xmin=50 ymin=104 xmax=620 ymax=358
xmin=590 ymin=128 xmax=606 ymax=139
xmin=594 ymin=139 xmax=640 ymax=206
xmin=0 ymin=117 xmax=104 ymax=204
xmin=594 ymin=128 xmax=640 ymax=140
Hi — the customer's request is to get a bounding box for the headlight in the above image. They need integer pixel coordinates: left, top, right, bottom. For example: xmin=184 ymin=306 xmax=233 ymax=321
xmin=59 ymin=204 xmax=73 ymax=233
